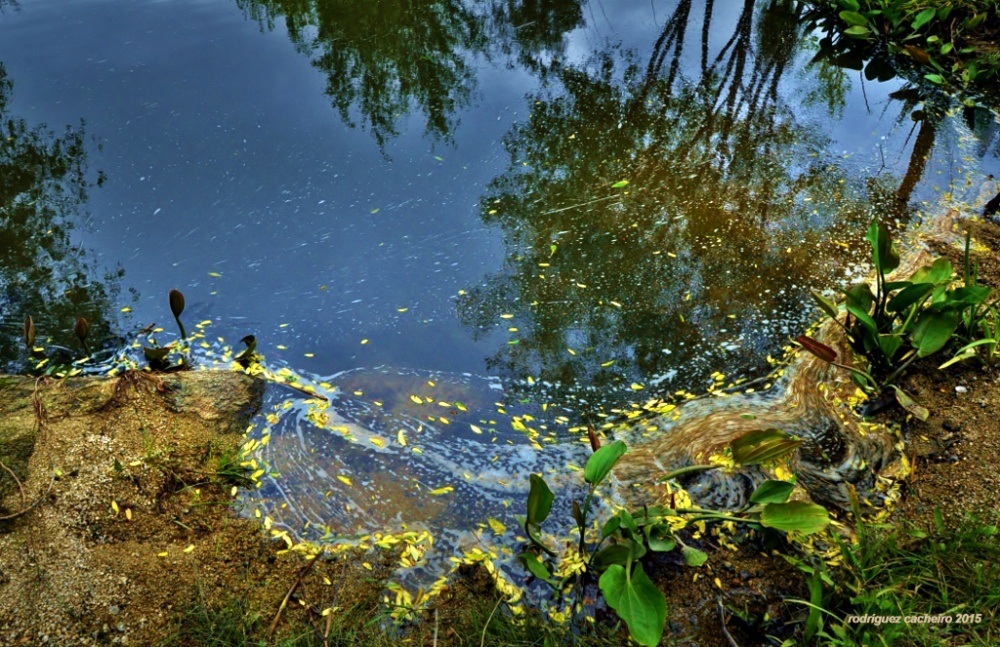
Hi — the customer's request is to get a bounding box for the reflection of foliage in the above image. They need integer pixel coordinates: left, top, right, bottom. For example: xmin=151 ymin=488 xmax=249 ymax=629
xmin=238 ymin=0 xmax=489 ymax=148
xmin=488 ymin=0 xmax=584 ymax=65
xmin=458 ymin=0 xmax=880 ymax=404
xmin=0 ymin=63 xmax=122 ymax=372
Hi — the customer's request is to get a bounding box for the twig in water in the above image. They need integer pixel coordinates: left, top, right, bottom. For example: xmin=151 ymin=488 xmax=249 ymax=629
xmin=481 ymin=596 xmax=504 ymax=647
xmin=716 ymin=595 xmax=741 ymax=647
xmin=433 ymin=607 xmax=439 ymax=647
xmin=268 ymin=556 xmax=318 ymax=640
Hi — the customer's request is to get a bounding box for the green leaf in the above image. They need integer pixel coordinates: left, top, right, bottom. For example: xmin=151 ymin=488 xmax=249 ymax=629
xmin=730 ymin=429 xmax=802 ymax=466
xmin=572 ymin=500 xmax=585 ymax=529
xmin=749 ymin=480 xmax=795 ymax=504
xmin=843 ymin=283 xmax=875 ymax=313
xmin=599 ymin=563 xmax=667 ymax=647
xmin=617 ymin=508 xmax=639 ymax=534
xmin=681 ymin=545 xmax=708 ymax=566
xmin=912 ymin=7 xmax=936 ymax=30
xmin=892 ymin=387 xmax=929 ymax=421
xmin=866 ymin=220 xmax=900 ymax=274
xmin=810 ymin=290 xmax=841 ymax=321
xmin=839 ymin=10 xmax=869 ymax=26
xmin=760 ymin=501 xmax=830 ymax=535
xmin=846 ymin=303 xmax=879 ymax=335
xmin=602 ymin=515 xmax=621 ymax=538
xmin=947 ymin=286 xmax=991 ymax=307
xmin=910 ymin=258 xmax=953 ymax=285
xmin=517 ymin=553 xmax=558 ymax=585
xmin=837 ymin=0 xmax=860 ymax=11
xmin=585 ymin=440 xmax=627 ymax=485
xmin=878 ymin=334 xmax=904 ymax=361
xmin=887 ymin=283 xmax=934 ymax=313
xmin=592 ymin=544 xmax=632 ymax=570
xmin=925 ymin=73 xmax=944 ymax=84
xmin=911 ymin=308 xmax=959 ymax=357
xmin=644 ymin=524 xmax=677 ymax=552
xmin=611 ymin=180 xmax=629 ymax=188
xmin=526 ymin=474 xmax=554 ymax=527
xmin=844 ymin=25 xmax=872 ymax=37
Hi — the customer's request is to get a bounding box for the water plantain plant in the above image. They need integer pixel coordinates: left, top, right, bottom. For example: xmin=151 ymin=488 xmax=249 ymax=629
xmin=804 ymin=220 xmax=993 ymax=413
xmin=518 ymin=428 xmax=830 ymax=646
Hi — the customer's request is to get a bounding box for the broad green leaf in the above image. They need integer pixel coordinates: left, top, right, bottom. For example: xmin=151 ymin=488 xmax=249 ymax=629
xmin=730 ymin=428 xmax=802 ymax=466
xmin=909 ymin=257 xmax=953 ymax=285
xmin=866 ymin=220 xmax=900 ymax=273
xmin=749 ymin=480 xmax=795 ymax=504
xmin=892 ymin=387 xmax=929 ymax=421
xmin=526 ymin=474 xmax=554 ymax=526
xmin=681 ymin=545 xmax=708 ymax=566
xmin=592 ymin=544 xmax=631 ymax=570
xmin=810 ymin=290 xmax=840 ymax=321
xmin=846 ymin=303 xmax=879 ymax=335
xmin=611 ymin=179 xmax=630 ymax=189
xmin=878 ymin=334 xmax=904 ymax=361
xmin=844 ymin=283 xmax=875 ymax=313
xmin=887 ymin=283 xmax=934 ymax=313
xmin=837 ymin=0 xmax=860 ymax=11
xmin=924 ymin=73 xmax=944 ymax=84
xmin=585 ymin=440 xmax=627 ymax=485
xmin=602 ymin=515 xmax=621 ymax=538
xmin=912 ymin=7 xmax=936 ymax=30
xmin=517 ymin=553 xmax=557 ymax=584
xmin=911 ymin=308 xmax=959 ymax=357
xmin=644 ymin=524 xmax=676 ymax=552
xmin=947 ymin=286 xmax=991 ymax=307
xmin=844 ymin=25 xmax=871 ymax=37
xmin=839 ymin=10 xmax=869 ymax=26
xmin=760 ymin=501 xmax=830 ymax=535
xmin=797 ymin=335 xmax=837 ymax=363
xmin=599 ymin=564 xmax=667 ymax=647
xmin=617 ymin=508 xmax=639 ymax=534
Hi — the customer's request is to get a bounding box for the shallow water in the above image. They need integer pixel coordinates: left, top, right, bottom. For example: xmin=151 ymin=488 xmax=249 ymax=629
xmin=3 ymin=0 xmax=1000 ymax=588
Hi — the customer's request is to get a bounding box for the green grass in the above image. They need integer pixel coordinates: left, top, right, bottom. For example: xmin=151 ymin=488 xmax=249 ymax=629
xmin=156 ymin=588 xmax=624 ymax=647
xmin=785 ymin=508 xmax=1000 ymax=646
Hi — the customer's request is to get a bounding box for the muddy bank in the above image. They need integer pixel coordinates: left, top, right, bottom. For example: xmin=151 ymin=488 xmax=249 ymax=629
xmin=0 ymin=370 xmax=394 ymax=646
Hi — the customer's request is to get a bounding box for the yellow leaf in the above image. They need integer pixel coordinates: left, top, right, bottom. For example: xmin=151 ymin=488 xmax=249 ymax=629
xmin=157 ymin=552 xmax=168 ymax=558
xmin=337 ymin=475 xmax=352 ymax=486
xmin=111 ymin=500 xmax=119 ymax=514
xmin=208 ymin=272 xmax=222 ymax=277
xmin=370 ymin=437 xmax=385 ymax=448
xmin=410 ymin=395 xmax=423 ymax=405
xmin=125 ymin=508 xmax=133 ymax=521
xmin=500 ymin=314 xmax=514 ymax=319
xmin=184 ymin=545 xmax=195 ymax=553
xmin=429 ymin=486 xmax=454 ymax=496
xmin=361 ymin=339 xmax=369 ymax=345
xmin=487 ymin=518 xmax=507 ymax=535
xmin=411 ymin=447 xmax=423 ymax=454
xmin=397 ymin=430 xmax=407 ymax=446
xmin=567 ymin=348 xmax=576 ymax=356
xmin=601 ymin=360 xmax=615 ymax=367
xmin=470 ymin=424 xmax=483 ymax=434
xmin=630 ymin=383 xmax=644 ymax=390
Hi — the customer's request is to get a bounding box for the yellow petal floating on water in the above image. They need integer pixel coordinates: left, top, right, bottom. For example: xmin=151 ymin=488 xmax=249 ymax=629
xmin=157 ymin=552 xmax=168 ymax=558
xmin=120 ymin=306 xmax=131 ymax=313
xmin=630 ymin=383 xmax=644 ymax=390
xmin=184 ymin=545 xmax=195 ymax=553
xmin=337 ymin=475 xmax=352 ymax=486
xmin=456 ymin=402 xmax=467 ymax=411
xmin=601 ymin=360 xmax=615 ymax=367
xmin=500 ymin=314 xmax=514 ymax=319
xmin=397 ymin=430 xmax=407 ymax=446
xmin=111 ymin=500 xmax=119 ymax=515
xmin=567 ymin=348 xmax=576 ymax=356
xmin=429 ymin=486 xmax=453 ymax=496
xmin=125 ymin=508 xmax=132 ymax=521
xmin=208 ymin=272 xmax=222 ymax=277
xmin=410 ymin=395 xmax=423 ymax=405
xmin=370 ymin=437 xmax=385 ymax=448
xmin=411 ymin=447 xmax=423 ymax=454
xmin=397 ymin=308 xmax=408 ymax=313
xmin=361 ymin=339 xmax=369 ymax=345
xmin=487 ymin=518 xmax=507 ymax=535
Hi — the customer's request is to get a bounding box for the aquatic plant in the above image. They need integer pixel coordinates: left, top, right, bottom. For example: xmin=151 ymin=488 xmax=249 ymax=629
xmin=806 ymin=219 xmax=991 ymax=402
xmin=519 ymin=429 xmax=829 ymax=646
xmin=169 ymin=288 xmax=187 ymax=339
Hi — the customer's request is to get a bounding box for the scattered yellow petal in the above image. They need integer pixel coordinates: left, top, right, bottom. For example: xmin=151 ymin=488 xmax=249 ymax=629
xmin=111 ymin=500 xmax=119 ymax=515
xmin=430 ymin=486 xmax=454 ymax=496
xmin=183 ymin=545 xmax=195 ymax=553
xmin=337 ymin=475 xmax=353 ymax=486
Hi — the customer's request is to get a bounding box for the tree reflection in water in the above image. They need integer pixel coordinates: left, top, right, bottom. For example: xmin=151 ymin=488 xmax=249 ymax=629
xmin=0 ymin=63 xmax=124 ymax=372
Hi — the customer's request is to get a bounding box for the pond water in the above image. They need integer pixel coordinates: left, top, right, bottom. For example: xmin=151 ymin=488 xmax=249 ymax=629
xmin=3 ymin=0 xmax=1000 ymax=586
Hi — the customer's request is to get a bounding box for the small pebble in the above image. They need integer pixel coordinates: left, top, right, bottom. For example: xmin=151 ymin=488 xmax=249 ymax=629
xmin=955 ymin=386 xmax=968 ymax=394
xmin=942 ymin=419 xmax=962 ymax=432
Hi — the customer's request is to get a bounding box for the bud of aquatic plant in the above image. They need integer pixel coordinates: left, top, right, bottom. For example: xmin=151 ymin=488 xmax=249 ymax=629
xmin=74 ymin=317 xmax=92 ymax=357
xmin=588 ymin=425 xmax=601 ymax=452
xmin=24 ymin=315 xmax=35 ymax=349
xmin=169 ymin=289 xmax=188 ymax=339
xmin=74 ymin=317 xmax=89 ymax=342
xmin=235 ymin=334 xmax=257 ymax=367
xmin=169 ymin=289 xmax=185 ymax=318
